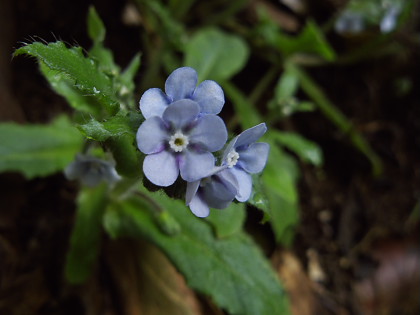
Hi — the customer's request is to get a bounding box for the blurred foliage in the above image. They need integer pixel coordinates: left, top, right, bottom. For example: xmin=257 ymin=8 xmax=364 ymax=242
xmin=185 ymin=27 xmax=249 ymax=81
xmin=0 ymin=116 xmax=83 ymax=178
xmin=65 ymin=183 xmax=108 ymax=284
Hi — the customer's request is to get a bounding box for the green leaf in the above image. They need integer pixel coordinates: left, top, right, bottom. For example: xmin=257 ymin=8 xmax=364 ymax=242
xmin=291 ymin=20 xmax=336 ymax=61
xmin=102 ymin=205 xmax=121 ymax=239
xmin=65 ymin=184 xmax=108 ymax=284
xmin=105 ymin=187 xmax=182 ymax=237
xmin=0 ymin=116 xmax=83 ymax=178
xmin=78 ymin=111 xmax=142 ymax=142
xmin=265 ymin=188 xmax=299 ymax=247
xmin=155 ymin=209 xmax=182 ymax=236
xmin=248 ymin=175 xmax=270 ymax=217
xmin=78 ymin=120 xmax=112 ymax=141
xmin=15 ymin=41 xmax=118 ymax=114
xmin=206 ymin=202 xmax=246 ymax=238
xmin=271 ymin=130 xmax=323 ymax=166
xmin=268 ymin=67 xmax=305 ymax=119
xmin=262 ymin=141 xmax=298 ymax=204
xmin=185 ymin=28 xmax=249 ymax=81
xmin=39 ymin=62 xmax=103 ymax=116
xmin=107 ymin=134 xmax=142 ymax=178
xmin=79 ymin=110 xmax=142 ymax=141
xmin=89 ymin=44 xmax=120 ymax=77
xmin=87 ymin=6 xmax=106 ymax=44
xmin=104 ymin=190 xmax=290 ymax=315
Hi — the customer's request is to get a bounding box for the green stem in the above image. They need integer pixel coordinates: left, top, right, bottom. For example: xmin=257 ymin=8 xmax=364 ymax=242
xmin=202 ymin=0 xmax=248 ymax=26
xmin=169 ymin=0 xmax=197 ymax=19
xmin=248 ymin=65 xmax=280 ymax=105
xmin=289 ymin=63 xmax=383 ymax=176
xmin=223 ymin=81 xmax=262 ymax=130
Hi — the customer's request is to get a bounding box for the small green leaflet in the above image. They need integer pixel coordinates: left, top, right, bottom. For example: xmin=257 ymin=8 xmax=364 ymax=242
xmin=87 ymin=6 xmax=120 ymax=77
xmin=274 ymin=66 xmax=300 ymax=102
xmin=87 ymin=6 xmax=106 ymax=44
xmin=0 ymin=116 xmax=83 ymax=179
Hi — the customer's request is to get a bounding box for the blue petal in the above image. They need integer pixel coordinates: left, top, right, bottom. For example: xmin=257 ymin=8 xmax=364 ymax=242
xmin=179 ymin=150 xmax=215 ymax=182
xmin=188 ymin=192 xmax=210 ymax=217
xmin=186 ymin=166 xmax=228 ymax=206
xmin=237 ymin=142 xmax=270 ymax=174
xmin=235 ymin=123 xmax=267 ymax=149
xmin=81 ymin=172 xmax=103 ymax=187
xmin=192 ymin=80 xmax=224 ymax=114
xmin=189 ymin=115 xmax=227 ymax=152
xmin=162 ymin=99 xmax=200 ymax=130
xmin=186 ymin=180 xmax=200 ymax=205
xmin=229 ymin=167 xmax=253 ymax=202
xmin=64 ymin=160 xmax=83 ymax=180
xmin=202 ymin=170 xmax=237 ymax=209
xmin=143 ymin=151 xmax=179 ymax=186
xmin=217 ymin=168 xmax=239 ymax=190
xmin=136 ymin=116 xmax=168 ymax=154
xmin=103 ymin=166 xmax=121 ymax=185
xmin=165 ymin=67 xmax=198 ymax=101
xmin=139 ymin=88 xmax=170 ymax=119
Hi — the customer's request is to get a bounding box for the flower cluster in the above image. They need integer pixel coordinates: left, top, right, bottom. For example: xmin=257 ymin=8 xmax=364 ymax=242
xmin=136 ymin=67 xmax=269 ymax=217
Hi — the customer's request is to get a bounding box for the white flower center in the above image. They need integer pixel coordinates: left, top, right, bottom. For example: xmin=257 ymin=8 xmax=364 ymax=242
xmin=169 ymin=131 xmax=189 ymax=152
xmin=226 ymin=150 xmax=240 ymax=168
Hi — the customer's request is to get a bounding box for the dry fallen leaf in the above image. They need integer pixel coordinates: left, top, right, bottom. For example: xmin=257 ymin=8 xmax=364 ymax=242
xmin=105 ymin=239 xmax=205 ymax=315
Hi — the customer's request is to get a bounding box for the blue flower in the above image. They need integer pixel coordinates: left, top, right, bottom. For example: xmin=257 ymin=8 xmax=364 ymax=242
xmin=136 ymin=99 xmax=228 ymax=187
xmin=222 ymin=123 xmax=269 ymax=202
xmin=186 ymin=167 xmax=238 ymax=218
xmin=64 ymin=154 xmax=121 ymax=187
xmin=139 ymin=67 xmax=225 ymax=119
xmin=185 ymin=123 xmax=270 ymax=217
xmin=380 ymin=4 xmax=401 ymax=33
xmin=334 ymin=11 xmax=365 ymax=34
